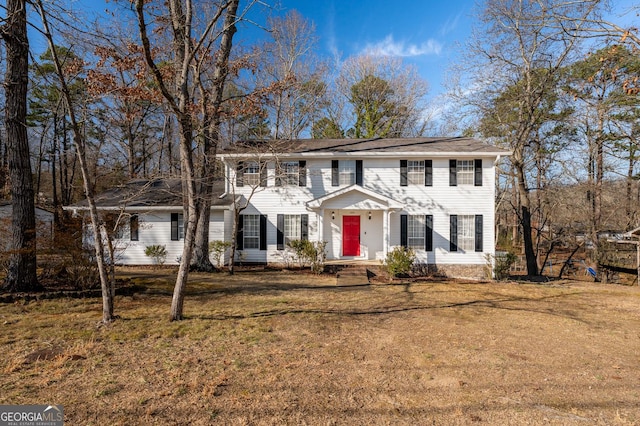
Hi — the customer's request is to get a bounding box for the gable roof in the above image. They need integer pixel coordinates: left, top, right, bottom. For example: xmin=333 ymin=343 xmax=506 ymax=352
xmin=218 ymin=137 xmax=510 ymax=158
xmin=306 ymin=184 xmax=404 ymax=210
xmin=66 ymin=178 xmax=235 ymax=210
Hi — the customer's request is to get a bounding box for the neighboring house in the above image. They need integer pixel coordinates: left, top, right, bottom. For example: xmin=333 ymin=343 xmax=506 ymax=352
xmin=66 ymin=137 xmax=510 ymax=279
xmin=0 ymin=201 xmax=55 ymax=251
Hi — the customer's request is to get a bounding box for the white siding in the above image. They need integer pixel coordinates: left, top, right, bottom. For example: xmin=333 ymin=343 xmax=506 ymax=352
xmin=231 ymin=156 xmax=496 ymax=265
xmin=113 ymin=154 xmax=498 ymax=267
xmin=113 ymin=211 xmax=227 ymax=265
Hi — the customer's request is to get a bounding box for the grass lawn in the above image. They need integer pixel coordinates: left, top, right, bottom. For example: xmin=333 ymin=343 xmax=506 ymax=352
xmin=1 ymin=268 xmax=639 ymax=425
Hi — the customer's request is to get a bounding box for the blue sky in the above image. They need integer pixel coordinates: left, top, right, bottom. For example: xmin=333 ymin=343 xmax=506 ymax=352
xmin=35 ymin=0 xmax=638 ymax=109
xmin=269 ymin=0 xmax=476 ymax=101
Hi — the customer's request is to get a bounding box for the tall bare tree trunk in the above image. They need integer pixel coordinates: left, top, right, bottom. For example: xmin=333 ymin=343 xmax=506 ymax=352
xmin=35 ymin=0 xmax=114 ymax=322
xmin=192 ymin=0 xmax=239 ymax=271
xmin=2 ymin=0 xmax=41 ymax=292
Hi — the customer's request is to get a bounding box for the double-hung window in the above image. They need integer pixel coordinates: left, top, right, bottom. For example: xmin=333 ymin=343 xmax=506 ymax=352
xmin=284 ymin=215 xmax=301 ymax=244
xmin=242 ymin=214 xmax=260 ymax=249
xmin=400 ymin=214 xmax=433 ymax=251
xmin=244 ymin=161 xmax=260 ymax=186
xmin=408 ymin=215 xmax=426 ymax=248
xmin=450 ymin=214 xmax=483 ymax=252
xmin=339 ymin=160 xmax=356 ymax=185
xmin=456 ymin=160 xmax=474 ymax=185
xmin=400 ymin=160 xmax=432 ymax=186
xmin=282 ymin=161 xmax=299 ymax=186
xmin=407 ymin=161 xmax=425 ymax=185
xmin=449 ymin=159 xmax=482 ymax=186
xmin=332 ymin=160 xmax=363 ymax=186
xmin=277 ymin=214 xmax=309 ymax=250
xmin=171 ymin=213 xmax=184 ymax=241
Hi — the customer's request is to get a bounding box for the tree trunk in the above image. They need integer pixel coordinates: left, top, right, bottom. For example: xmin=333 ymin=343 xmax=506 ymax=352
xmin=2 ymin=0 xmax=41 ymax=292
xmin=35 ymin=0 xmax=114 ymax=322
xmin=191 ymin=0 xmax=239 ymax=272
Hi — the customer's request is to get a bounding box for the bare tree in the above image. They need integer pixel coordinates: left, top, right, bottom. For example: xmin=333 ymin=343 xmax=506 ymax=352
xmin=461 ymin=0 xmax=605 ymax=276
xmin=1 ymin=0 xmax=41 ymax=291
xmin=34 ymin=0 xmax=114 ymax=322
xmin=134 ymin=0 xmax=246 ymax=319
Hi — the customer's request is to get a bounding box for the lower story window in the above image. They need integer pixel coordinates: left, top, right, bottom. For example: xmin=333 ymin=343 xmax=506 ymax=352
xmin=407 ymin=215 xmax=425 ymax=249
xmin=171 ymin=213 xmax=184 ymax=241
xmin=284 ymin=215 xmax=301 ymax=245
xmin=450 ymin=214 xmax=483 ymax=252
xmin=457 ymin=215 xmax=475 ymax=251
xmin=243 ymin=214 xmax=260 ymax=249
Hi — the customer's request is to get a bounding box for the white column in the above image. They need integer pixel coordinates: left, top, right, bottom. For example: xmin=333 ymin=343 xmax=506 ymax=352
xmin=318 ymin=209 xmax=324 ymax=243
xmin=383 ymin=209 xmax=389 ymax=257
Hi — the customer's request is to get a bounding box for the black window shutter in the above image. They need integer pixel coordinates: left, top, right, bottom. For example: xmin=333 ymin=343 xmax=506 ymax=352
xmin=425 ymin=215 xmax=433 ymax=251
xmin=356 ymin=160 xmax=363 ymax=186
xmin=425 ymin=160 xmax=433 ymax=187
xmin=260 ymin=161 xmax=267 ymax=187
xmin=331 ymin=160 xmax=339 ymax=186
xmin=130 ymin=215 xmax=139 ymax=241
xmin=474 ymin=159 xmax=482 ymax=186
xmin=277 ymin=214 xmax=284 ymax=250
xmin=299 ymin=161 xmax=307 ymax=187
xmin=400 ymin=214 xmax=408 ymax=248
xmin=475 ymin=215 xmax=483 ymax=252
xmin=236 ymin=161 xmax=244 ymax=187
xmin=259 ymin=215 xmax=267 ymax=251
xmin=449 ymin=159 xmax=457 ymax=186
xmin=301 ymin=214 xmax=308 ymax=240
xmin=450 ymin=215 xmax=458 ymax=252
xmin=171 ymin=213 xmax=179 ymax=241
xmin=236 ymin=215 xmax=244 ymax=250
xmin=400 ymin=160 xmax=408 ymax=186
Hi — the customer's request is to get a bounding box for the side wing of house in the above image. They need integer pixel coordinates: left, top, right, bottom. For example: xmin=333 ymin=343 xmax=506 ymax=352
xmin=106 ymin=209 xmax=229 ymax=265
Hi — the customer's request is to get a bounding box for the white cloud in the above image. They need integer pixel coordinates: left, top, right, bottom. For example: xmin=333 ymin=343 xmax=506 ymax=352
xmin=362 ymin=35 xmax=442 ymax=57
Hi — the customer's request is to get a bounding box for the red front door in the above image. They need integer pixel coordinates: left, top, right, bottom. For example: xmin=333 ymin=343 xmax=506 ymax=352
xmin=342 ymin=215 xmax=361 ymax=256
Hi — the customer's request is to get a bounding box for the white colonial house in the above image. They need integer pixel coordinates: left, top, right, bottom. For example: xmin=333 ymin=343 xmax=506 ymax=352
xmin=67 ymin=137 xmax=509 ymax=279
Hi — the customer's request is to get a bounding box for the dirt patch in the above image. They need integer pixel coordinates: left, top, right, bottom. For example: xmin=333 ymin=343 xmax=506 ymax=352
xmin=1 ymin=269 xmax=639 ymax=425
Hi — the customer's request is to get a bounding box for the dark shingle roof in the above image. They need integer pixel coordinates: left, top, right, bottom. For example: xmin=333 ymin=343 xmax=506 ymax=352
xmin=69 ymin=178 xmax=234 ymax=209
xmin=218 ymin=137 xmax=510 ymax=156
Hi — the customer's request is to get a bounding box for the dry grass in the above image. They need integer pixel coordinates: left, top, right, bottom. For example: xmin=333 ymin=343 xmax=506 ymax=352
xmin=1 ymin=268 xmax=640 ymax=425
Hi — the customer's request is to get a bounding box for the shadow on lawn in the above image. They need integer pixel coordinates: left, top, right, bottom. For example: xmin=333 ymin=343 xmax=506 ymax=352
xmin=184 ymin=284 xmax=590 ymax=325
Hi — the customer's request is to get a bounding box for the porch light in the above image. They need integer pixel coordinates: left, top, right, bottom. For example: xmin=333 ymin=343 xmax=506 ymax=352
xmin=332 ymin=211 xmax=335 ymax=220
xmin=368 ymin=211 xmax=371 ymax=220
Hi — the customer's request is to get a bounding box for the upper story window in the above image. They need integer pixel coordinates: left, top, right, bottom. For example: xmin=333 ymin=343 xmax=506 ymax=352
xmin=244 ymin=161 xmax=260 ymax=186
xmin=236 ymin=161 xmax=266 ymax=187
xmin=400 ymin=160 xmax=432 ymax=186
xmin=282 ymin=162 xmax=299 ymax=185
xmin=456 ymin=160 xmax=474 ymax=185
xmin=339 ymin=160 xmax=356 ymax=185
xmin=408 ymin=161 xmax=425 ymax=185
xmin=332 ymin=160 xmax=363 ymax=186
xmin=449 ymin=159 xmax=482 ymax=186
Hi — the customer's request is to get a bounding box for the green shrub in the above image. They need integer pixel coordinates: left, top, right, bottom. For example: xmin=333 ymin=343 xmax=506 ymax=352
xmin=288 ymin=239 xmax=327 ymax=274
xmin=487 ymin=251 xmax=517 ymax=280
xmin=384 ymin=246 xmax=415 ymax=278
xmin=144 ymin=244 xmax=167 ymax=266
xmin=208 ymin=240 xmax=231 ymax=268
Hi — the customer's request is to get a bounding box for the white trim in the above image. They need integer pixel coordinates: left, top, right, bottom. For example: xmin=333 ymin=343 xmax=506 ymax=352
xmin=306 ymin=184 xmax=404 ymax=210
xmin=219 ymin=151 xmax=510 ymax=160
